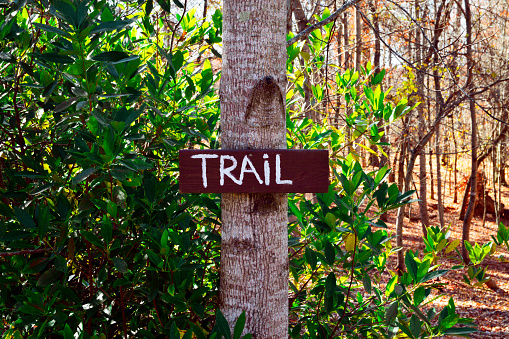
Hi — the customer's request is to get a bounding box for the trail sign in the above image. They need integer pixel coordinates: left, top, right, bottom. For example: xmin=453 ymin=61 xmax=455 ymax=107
xmin=179 ymin=149 xmax=329 ymax=193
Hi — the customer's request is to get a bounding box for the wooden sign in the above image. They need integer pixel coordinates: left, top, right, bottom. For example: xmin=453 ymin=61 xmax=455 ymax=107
xmin=179 ymin=149 xmax=329 ymax=193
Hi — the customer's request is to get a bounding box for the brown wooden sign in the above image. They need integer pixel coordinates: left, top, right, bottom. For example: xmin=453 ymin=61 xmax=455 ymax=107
xmin=179 ymin=149 xmax=329 ymax=193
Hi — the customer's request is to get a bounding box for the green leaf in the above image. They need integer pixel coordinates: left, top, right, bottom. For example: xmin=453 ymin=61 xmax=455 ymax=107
xmin=101 ymin=220 xmax=113 ymax=245
xmin=90 ymin=19 xmax=134 ymax=34
xmin=372 ymin=69 xmax=386 ymax=85
xmin=157 ymin=0 xmax=172 ymax=12
xmin=38 ymin=53 xmax=75 ymax=64
xmin=385 ymin=275 xmax=397 ymax=296
xmin=146 ymin=249 xmax=161 ymax=267
xmin=82 ymin=230 xmax=103 ymax=248
xmin=421 ymin=269 xmax=448 ymax=283
xmin=405 ymin=251 xmax=418 ymax=282
xmin=53 ymin=0 xmax=78 ymax=27
xmin=37 ymin=204 xmax=50 ymax=239
xmin=323 ymin=241 xmax=335 ymax=265
xmin=156 ymin=44 xmax=173 ymax=66
xmin=37 ymin=267 xmax=62 ymax=286
xmin=216 ymin=309 xmax=232 ymax=339
xmin=416 ymin=259 xmax=431 ymax=282
xmin=63 ymin=324 xmax=73 ymax=339
xmin=102 ymin=128 xmax=116 ymax=160
xmin=173 ymin=0 xmax=184 ymax=8
xmin=14 ymin=206 xmax=36 ymax=229
xmin=439 ymin=314 xmax=460 ymax=330
xmin=144 ymin=171 xmax=157 ymax=204
xmin=385 ymin=301 xmax=398 ymax=325
xmin=43 ymin=81 xmax=58 ymax=98
xmin=145 ymin=0 xmax=154 ymax=16
xmin=305 ymin=247 xmax=317 ymax=270
xmin=113 ymin=278 xmax=131 ymax=287
xmin=169 ymin=322 xmax=179 ymax=339
xmin=18 ymin=303 xmax=44 ymax=315
xmin=413 ymin=286 xmax=427 ymax=306
xmin=0 ymin=231 xmax=33 ymax=241
xmin=362 ymin=274 xmax=372 ymax=294
xmin=33 ymin=23 xmax=72 ymax=38
xmin=76 ymin=0 xmax=90 ymax=26
xmin=111 ymin=257 xmax=128 ymax=274
xmin=107 ymin=200 xmax=117 ymax=218
xmin=409 ymin=315 xmax=421 ymax=338
xmin=92 ymin=51 xmax=130 ymax=62
xmin=54 ymin=96 xmax=79 ymax=113
xmin=72 ymin=168 xmax=97 ymax=184
xmin=30 ymin=183 xmax=54 ymax=195
xmin=24 ymin=257 xmax=49 ymax=274
xmin=325 ymin=273 xmax=336 ymax=297
xmin=233 ymin=311 xmax=246 ymax=339
xmin=324 ymin=212 xmax=336 ymax=228
xmin=172 ymin=50 xmax=184 ymax=72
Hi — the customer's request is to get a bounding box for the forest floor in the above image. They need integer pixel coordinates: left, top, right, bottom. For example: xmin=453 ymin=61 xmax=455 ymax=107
xmin=383 ymin=160 xmax=509 ymax=339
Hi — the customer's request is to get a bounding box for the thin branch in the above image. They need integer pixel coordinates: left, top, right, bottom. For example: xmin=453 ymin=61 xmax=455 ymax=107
xmin=286 ymin=0 xmax=363 ymax=47
xmin=0 ymin=248 xmax=51 ymax=257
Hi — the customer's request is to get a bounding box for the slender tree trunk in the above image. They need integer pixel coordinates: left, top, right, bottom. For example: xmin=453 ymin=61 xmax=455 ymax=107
xmin=220 ymin=1 xmax=288 ymax=336
xmin=461 ymin=0 xmax=477 ymax=263
xmin=496 ymin=143 xmax=502 ymax=224
xmin=287 ymin=0 xmax=293 ymax=35
xmin=203 ymin=0 xmax=208 ymax=18
xmin=396 ymin=116 xmax=410 ymax=270
xmin=453 ymin=115 xmax=458 ymax=203
xmin=343 ymin=11 xmax=350 ymax=69
xmin=435 ymin=125 xmax=445 ymax=226
xmin=428 ymin=77 xmax=435 ymax=200
xmin=369 ymin=0 xmax=381 ymax=167
xmin=432 ymin=0 xmax=445 ymax=227
xmin=355 ymin=4 xmax=361 ymax=70
xmin=293 ymin=0 xmax=313 ymax=118
xmin=415 ymin=0 xmax=430 ymax=234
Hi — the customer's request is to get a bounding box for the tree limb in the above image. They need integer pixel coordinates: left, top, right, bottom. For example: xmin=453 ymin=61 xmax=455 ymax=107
xmin=286 ymin=0 xmax=363 ymax=47
xmin=0 ymin=248 xmax=51 ymax=257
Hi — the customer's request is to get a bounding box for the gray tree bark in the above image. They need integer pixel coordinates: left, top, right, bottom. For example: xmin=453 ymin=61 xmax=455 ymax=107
xmin=461 ymin=0 xmax=477 ymax=263
xmin=220 ymin=0 xmax=288 ymax=337
xmin=415 ymin=0 xmax=430 ymax=235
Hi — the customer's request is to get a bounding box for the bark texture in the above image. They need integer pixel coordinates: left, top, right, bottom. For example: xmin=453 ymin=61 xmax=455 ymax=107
xmin=220 ymin=1 xmax=288 ymax=337
xmin=461 ymin=0 xmax=477 ymax=263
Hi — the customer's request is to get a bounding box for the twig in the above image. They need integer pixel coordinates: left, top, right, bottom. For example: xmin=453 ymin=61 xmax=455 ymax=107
xmin=287 ymin=0 xmax=363 ymax=47
xmin=0 ymin=248 xmax=51 ymax=257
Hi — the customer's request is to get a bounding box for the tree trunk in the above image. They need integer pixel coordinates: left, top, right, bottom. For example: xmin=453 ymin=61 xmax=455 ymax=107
xmin=292 ymin=0 xmax=313 ymax=119
xmin=369 ymin=0 xmax=382 ymax=167
xmin=355 ymin=4 xmax=361 ymax=71
xmin=343 ymin=11 xmax=350 ymax=69
xmin=220 ymin=1 xmax=288 ymax=336
xmin=415 ymin=0 xmax=430 ymax=235
xmin=435 ymin=125 xmax=445 ymax=226
xmin=461 ymin=0 xmax=477 ymax=263
xmin=432 ymin=0 xmax=446 ymax=227
xmin=287 ymin=0 xmax=293 ymax=35
xmin=396 ymin=116 xmax=410 ymax=271
xmin=453 ymin=116 xmax=458 ymax=203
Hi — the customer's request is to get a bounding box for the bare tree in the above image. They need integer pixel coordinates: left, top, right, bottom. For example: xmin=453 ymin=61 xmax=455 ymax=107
xmin=461 ymin=0 xmax=477 ymax=263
